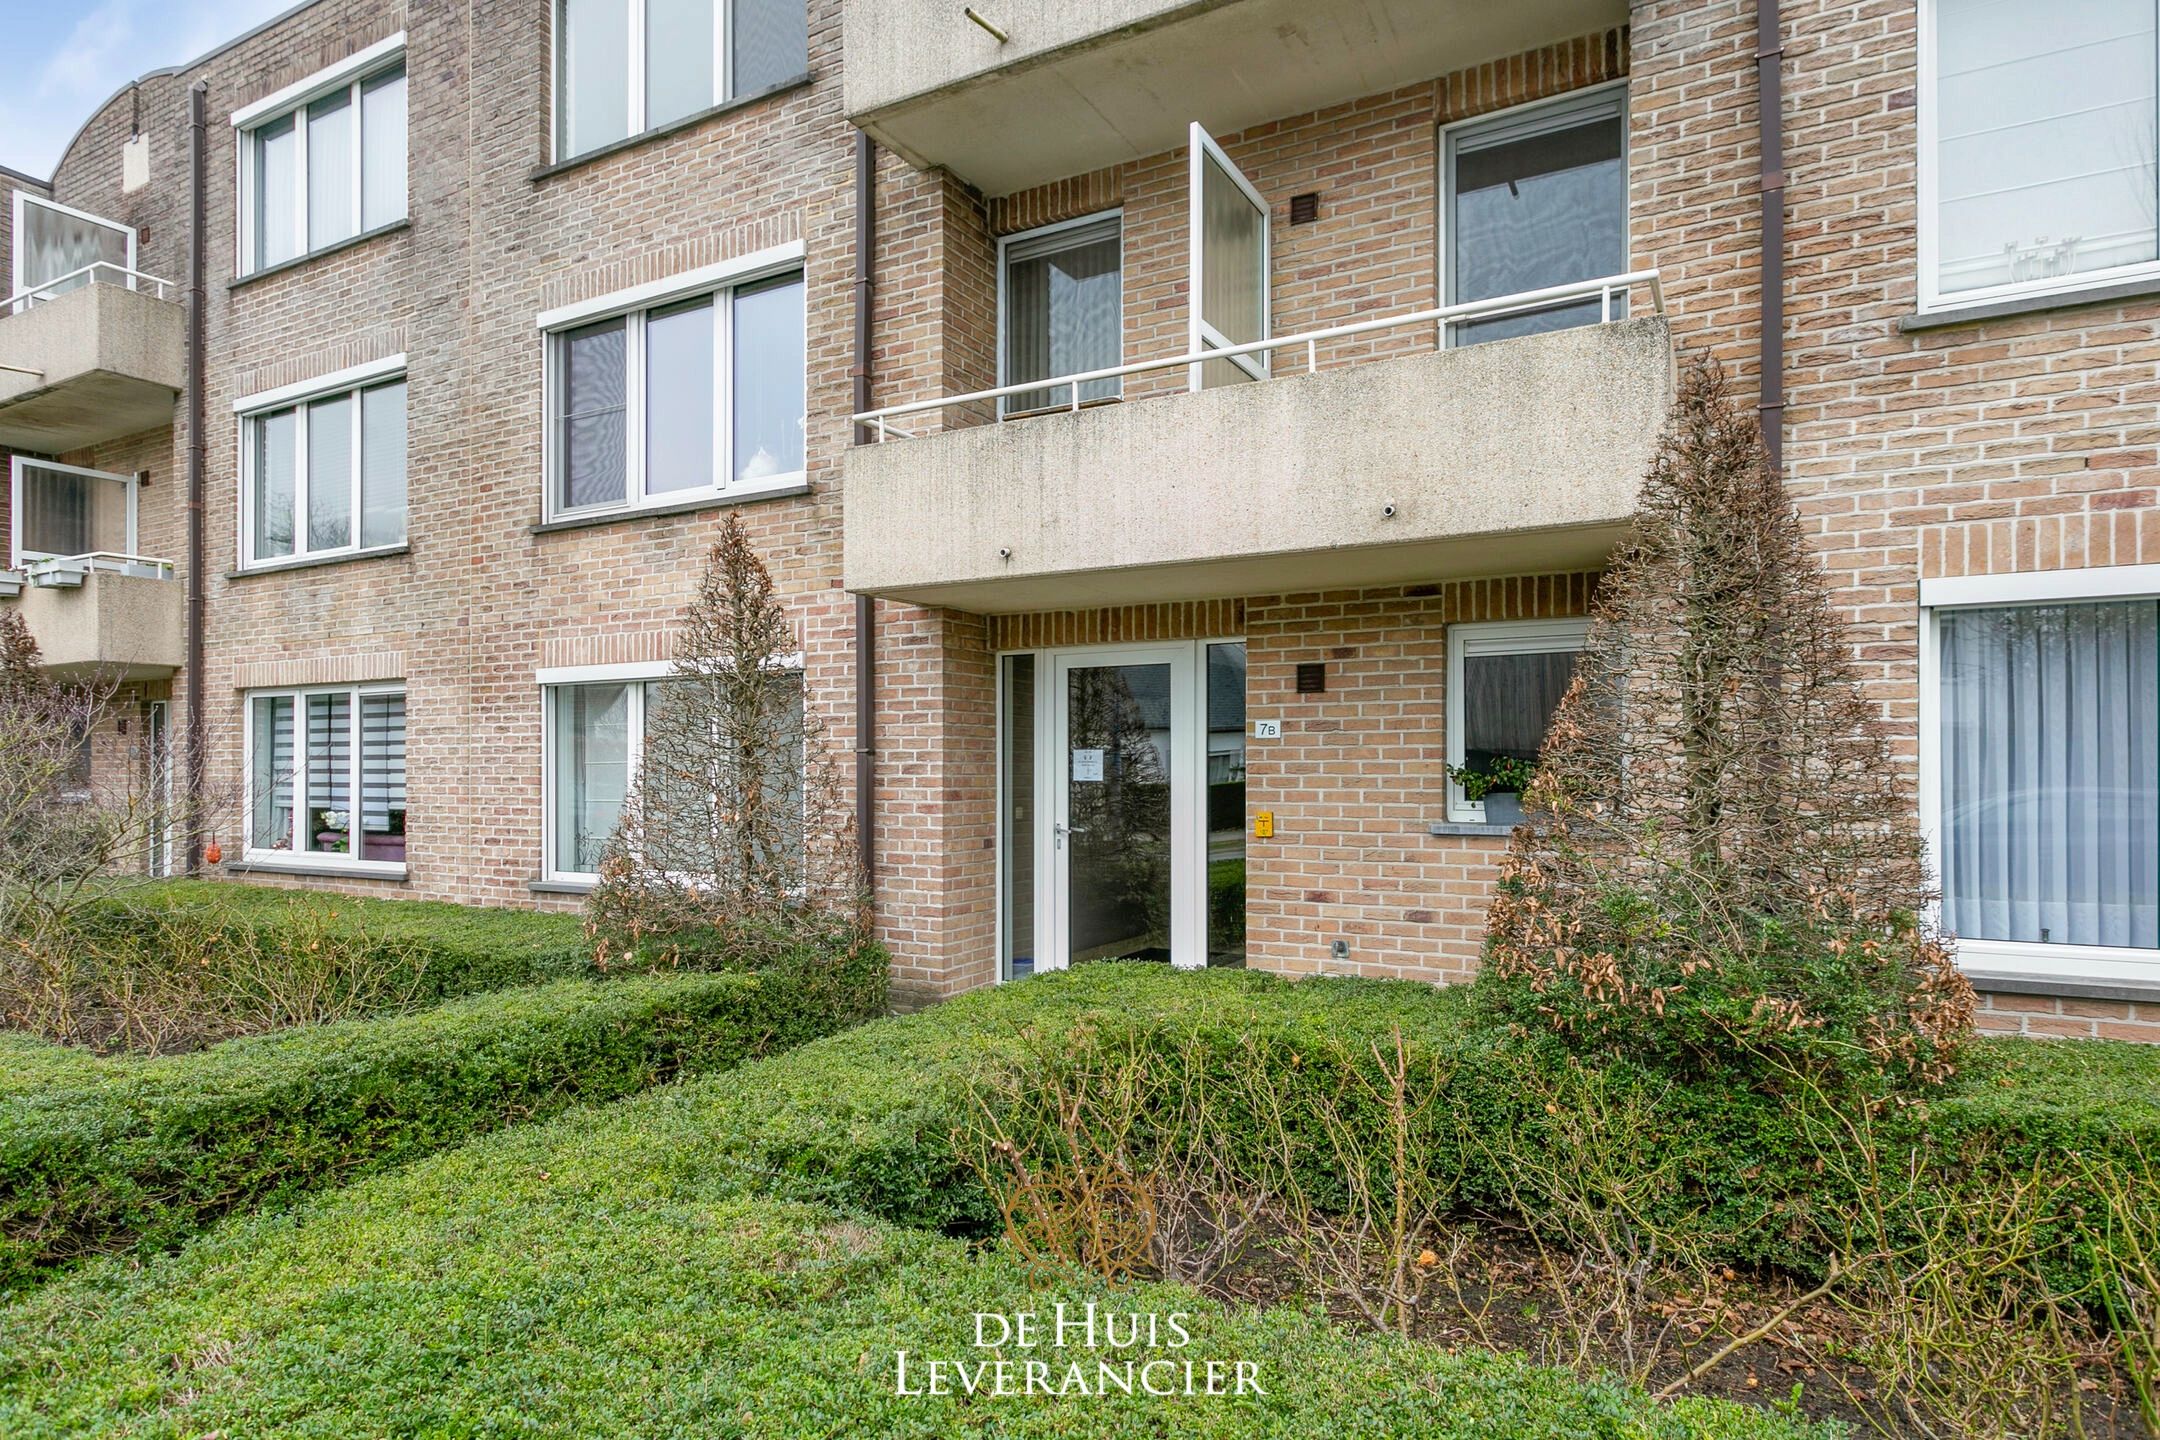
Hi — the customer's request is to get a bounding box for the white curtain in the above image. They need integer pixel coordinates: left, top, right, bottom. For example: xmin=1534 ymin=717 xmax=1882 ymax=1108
xmin=1939 ymin=600 xmax=2159 ymax=948
xmin=1934 ymin=0 xmax=2158 ymax=295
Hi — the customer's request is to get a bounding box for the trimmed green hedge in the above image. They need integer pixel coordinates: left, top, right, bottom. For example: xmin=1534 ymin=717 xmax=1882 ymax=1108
xmin=0 ymin=956 xmax=878 ymax=1288
xmin=0 ymin=1015 xmax=1828 ymax=1438
xmin=71 ymin=879 xmax=596 ymax=1001
xmin=611 ymin=967 xmax=2160 ymax=1276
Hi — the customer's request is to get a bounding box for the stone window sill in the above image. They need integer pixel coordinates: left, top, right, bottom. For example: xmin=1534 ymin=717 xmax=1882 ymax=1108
xmin=229 ymin=220 xmax=411 ymax=289
xmin=1899 ymin=275 xmax=2160 ymax=332
xmin=530 ymin=73 xmax=814 ymax=182
xmin=227 ymin=543 xmax=409 ymax=580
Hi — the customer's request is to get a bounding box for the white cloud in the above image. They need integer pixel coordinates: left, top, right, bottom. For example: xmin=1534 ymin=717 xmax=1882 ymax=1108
xmin=0 ymin=0 xmax=297 ymax=178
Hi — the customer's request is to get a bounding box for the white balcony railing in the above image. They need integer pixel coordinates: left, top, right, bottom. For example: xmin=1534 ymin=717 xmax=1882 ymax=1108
xmin=853 ymin=270 xmax=1665 ymax=442
xmin=5 ymin=262 xmax=179 ymax=316
xmin=17 ymin=552 xmax=176 ymax=588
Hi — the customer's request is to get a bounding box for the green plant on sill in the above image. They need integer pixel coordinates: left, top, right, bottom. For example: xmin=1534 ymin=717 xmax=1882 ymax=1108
xmin=1449 ymin=755 xmax=1537 ymax=801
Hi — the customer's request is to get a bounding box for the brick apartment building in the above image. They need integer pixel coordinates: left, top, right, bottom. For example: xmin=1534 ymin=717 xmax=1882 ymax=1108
xmin=2 ymin=0 xmax=2155 ymax=1040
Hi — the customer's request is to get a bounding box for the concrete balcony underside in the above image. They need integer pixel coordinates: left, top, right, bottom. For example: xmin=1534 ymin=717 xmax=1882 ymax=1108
xmin=844 ymin=317 xmax=1673 ymax=613
xmin=6 ymin=571 xmax=184 ymax=679
xmin=845 ymin=0 xmax=1626 ymax=194
xmin=0 ymin=284 xmax=184 ymax=452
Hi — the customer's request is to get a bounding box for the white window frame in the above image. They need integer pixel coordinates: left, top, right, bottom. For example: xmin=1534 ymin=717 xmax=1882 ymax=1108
xmin=538 ymin=655 xmax=807 ymax=885
xmin=1918 ymin=564 xmax=2160 ymax=989
xmin=1916 ymin=0 xmax=2160 ymax=314
xmin=9 ymin=191 xmax=137 ymax=308
xmin=537 ymin=242 xmax=806 ymax=522
xmin=242 ymin=680 xmax=408 ymax=876
xmin=1444 ymin=618 xmax=1589 ymax=824
xmin=993 ymin=636 xmax=1244 ymax=981
xmin=9 ymin=456 xmax=138 ymax=567
xmin=1437 ymin=80 xmax=1630 ymax=348
xmin=550 ymin=0 xmax=804 ymax=163
xmin=231 ymin=33 xmax=407 ymax=278
xmin=1186 ymin=123 xmax=1270 ymax=389
xmin=234 ymin=354 xmax=408 ymax=570
xmin=995 ymin=209 xmax=1124 ymax=419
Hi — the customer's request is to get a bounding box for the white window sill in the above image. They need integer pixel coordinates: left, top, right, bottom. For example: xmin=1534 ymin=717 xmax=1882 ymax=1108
xmin=1956 ymin=938 xmax=2160 ymax=999
xmin=1900 ymin=272 xmax=2160 ymax=332
xmin=229 ymin=854 xmax=409 ymax=882
xmin=530 ymin=875 xmax=596 ymax=895
xmin=533 ymin=476 xmax=810 ymax=534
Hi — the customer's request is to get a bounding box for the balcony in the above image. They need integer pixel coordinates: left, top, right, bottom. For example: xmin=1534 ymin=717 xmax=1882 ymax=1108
xmin=0 ymin=267 xmax=184 ymax=452
xmin=0 ymin=556 xmax=183 ymax=679
xmin=844 ymin=275 xmax=1672 ymax=612
xmin=845 ymin=0 xmax=1626 ymax=193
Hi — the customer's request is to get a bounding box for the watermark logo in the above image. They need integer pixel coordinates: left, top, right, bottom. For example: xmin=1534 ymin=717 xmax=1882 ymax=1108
xmin=893 ymin=1302 xmax=1264 ymax=1399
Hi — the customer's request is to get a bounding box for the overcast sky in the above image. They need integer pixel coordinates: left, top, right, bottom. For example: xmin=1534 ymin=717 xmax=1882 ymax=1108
xmin=0 ymin=0 xmax=296 ymax=178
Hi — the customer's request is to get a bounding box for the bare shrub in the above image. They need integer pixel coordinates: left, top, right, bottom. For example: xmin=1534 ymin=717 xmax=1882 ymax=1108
xmin=585 ymin=514 xmax=868 ymax=972
xmin=1481 ymin=354 xmax=1972 ymax=1090
xmin=1 ymin=895 xmax=427 ymax=1055
xmin=1793 ymin=1083 xmax=2109 ymax=1440
xmin=1267 ymin=1026 xmax=1466 ymax=1338
xmin=962 ymin=1023 xmax=1276 ymax=1290
xmin=1463 ymin=1057 xmax=1727 ymax=1382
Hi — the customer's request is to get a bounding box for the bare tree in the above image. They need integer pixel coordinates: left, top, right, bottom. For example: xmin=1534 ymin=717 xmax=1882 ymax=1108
xmin=585 ymin=515 xmax=866 ymax=967
xmin=1480 ymin=356 xmax=1973 ymax=1088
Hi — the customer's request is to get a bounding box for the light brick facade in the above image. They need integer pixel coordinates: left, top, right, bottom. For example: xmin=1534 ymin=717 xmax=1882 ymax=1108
xmin=7 ymin=0 xmax=2157 ymax=1035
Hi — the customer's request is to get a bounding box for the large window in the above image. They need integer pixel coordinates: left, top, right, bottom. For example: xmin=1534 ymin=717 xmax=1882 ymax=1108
xmin=545 ymin=265 xmax=804 ymax=519
xmin=246 ymin=683 xmax=408 ymax=871
xmin=1931 ymin=588 xmax=2159 ymax=982
xmin=1441 ymin=85 xmax=1627 ymax=345
xmin=1445 ymin=619 xmax=1587 ymax=825
xmin=234 ymin=39 xmax=407 ymax=276
xmin=555 ymin=0 xmax=808 ymax=161
xmin=542 ymin=668 xmax=803 ymax=882
xmin=999 ymin=214 xmax=1122 ymax=416
xmin=238 ymin=364 xmax=408 ymax=567
xmin=1923 ymin=0 xmax=2160 ymax=310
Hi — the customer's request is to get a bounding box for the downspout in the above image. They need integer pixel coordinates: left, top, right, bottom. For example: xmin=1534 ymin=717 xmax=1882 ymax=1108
xmin=850 ymin=133 xmax=877 ymax=885
xmin=183 ymin=81 xmax=208 ymax=871
xmin=1756 ymin=0 xmax=1785 ymax=469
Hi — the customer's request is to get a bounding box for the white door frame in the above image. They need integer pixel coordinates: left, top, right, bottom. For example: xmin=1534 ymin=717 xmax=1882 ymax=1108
xmin=1016 ymin=640 xmax=1216 ymax=974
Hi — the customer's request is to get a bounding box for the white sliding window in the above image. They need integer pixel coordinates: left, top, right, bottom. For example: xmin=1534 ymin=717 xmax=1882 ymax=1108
xmin=234 ymin=38 xmax=407 ymax=276
xmin=8 ymin=457 xmax=137 ymax=566
xmin=555 ymin=0 xmax=809 ymax=161
xmin=246 ymin=683 xmax=408 ymax=871
xmin=545 ymin=265 xmax=804 ymax=520
xmin=1923 ymin=0 xmax=2160 ymax=309
xmin=239 ymin=365 xmax=408 ymax=568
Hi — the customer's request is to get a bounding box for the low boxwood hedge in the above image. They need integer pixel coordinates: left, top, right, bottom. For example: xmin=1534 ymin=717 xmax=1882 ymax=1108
xmin=0 ymin=1042 xmax=1828 ymax=1438
xmin=617 ymin=966 xmax=2160 ymax=1277
xmin=69 ymin=879 xmax=597 ymax=1002
xmin=0 ymin=949 xmax=881 ymax=1288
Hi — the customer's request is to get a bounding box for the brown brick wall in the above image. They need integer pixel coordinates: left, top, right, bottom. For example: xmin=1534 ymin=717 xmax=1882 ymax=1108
xmin=19 ymin=0 xmax=2158 ymax=1035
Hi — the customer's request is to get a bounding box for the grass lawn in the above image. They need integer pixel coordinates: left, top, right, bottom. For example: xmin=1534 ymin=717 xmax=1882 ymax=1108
xmin=0 ymin=970 xmax=1837 ymax=1439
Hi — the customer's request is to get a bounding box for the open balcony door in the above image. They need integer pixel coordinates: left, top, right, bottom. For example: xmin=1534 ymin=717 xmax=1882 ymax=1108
xmin=1187 ymin=122 xmax=1269 ymax=391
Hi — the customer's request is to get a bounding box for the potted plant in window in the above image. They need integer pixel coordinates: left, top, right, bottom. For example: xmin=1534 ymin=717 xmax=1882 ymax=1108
xmin=1448 ymin=755 xmax=1537 ymax=827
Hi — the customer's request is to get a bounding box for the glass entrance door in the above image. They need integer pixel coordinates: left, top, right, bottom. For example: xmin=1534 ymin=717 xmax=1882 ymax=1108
xmin=1058 ymin=655 xmax=1179 ymax=965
